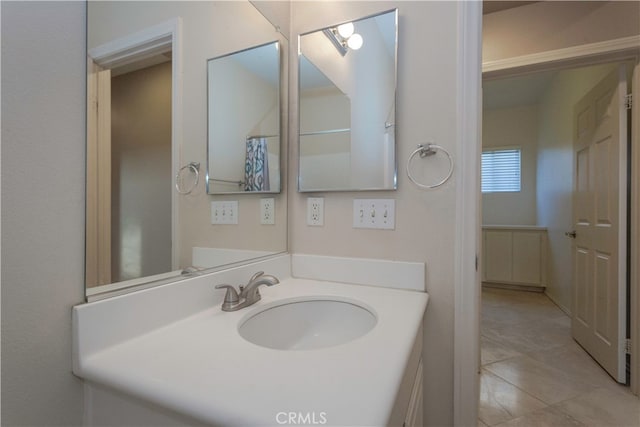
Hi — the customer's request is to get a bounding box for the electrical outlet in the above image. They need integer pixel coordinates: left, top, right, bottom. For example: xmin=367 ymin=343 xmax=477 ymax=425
xmin=260 ymin=198 xmax=275 ymax=225
xmin=353 ymin=199 xmax=395 ymax=230
xmin=307 ymin=197 xmax=324 ymax=226
xmin=211 ymin=201 xmax=238 ymax=225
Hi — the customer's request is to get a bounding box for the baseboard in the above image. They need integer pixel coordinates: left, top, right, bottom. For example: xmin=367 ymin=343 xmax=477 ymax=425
xmin=544 ymin=291 xmax=572 ymax=316
xmin=482 ymin=281 xmax=545 ymax=293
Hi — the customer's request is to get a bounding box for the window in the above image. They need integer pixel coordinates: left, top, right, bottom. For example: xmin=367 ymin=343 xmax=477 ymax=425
xmin=481 ymin=148 xmax=521 ymax=193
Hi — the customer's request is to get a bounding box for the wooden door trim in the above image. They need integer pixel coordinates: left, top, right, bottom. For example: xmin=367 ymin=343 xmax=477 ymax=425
xmin=631 ymin=61 xmax=640 ymax=395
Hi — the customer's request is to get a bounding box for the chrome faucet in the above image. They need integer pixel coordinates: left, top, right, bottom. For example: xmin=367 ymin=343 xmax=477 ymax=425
xmin=214 ymin=271 xmax=279 ymax=312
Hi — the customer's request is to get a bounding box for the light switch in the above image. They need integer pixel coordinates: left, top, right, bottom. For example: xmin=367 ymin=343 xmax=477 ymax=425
xmin=353 ymin=199 xmax=395 ymax=230
xmin=211 ymin=201 xmax=238 ymax=225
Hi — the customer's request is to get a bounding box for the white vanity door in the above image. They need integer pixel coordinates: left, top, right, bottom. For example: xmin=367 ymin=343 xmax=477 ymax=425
xmin=403 ymin=359 xmax=423 ymax=427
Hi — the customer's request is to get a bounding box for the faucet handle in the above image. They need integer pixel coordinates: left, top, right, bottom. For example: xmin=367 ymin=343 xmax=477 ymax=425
xmin=248 ymin=271 xmax=264 ymax=283
xmin=214 ymin=284 xmax=239 ymax=305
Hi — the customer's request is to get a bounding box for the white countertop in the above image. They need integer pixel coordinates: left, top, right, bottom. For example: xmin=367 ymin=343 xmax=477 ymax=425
xmin=74 ymin=277 xmax=428 ymax=426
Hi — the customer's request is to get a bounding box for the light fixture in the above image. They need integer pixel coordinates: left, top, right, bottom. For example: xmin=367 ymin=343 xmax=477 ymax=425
xmin=346 ymin=33 xmax=363 ymax=50
xmin=323 ymin=22 xmax=364 ymax=56
xmin=337 ymin=22 xmax=354 ymax=39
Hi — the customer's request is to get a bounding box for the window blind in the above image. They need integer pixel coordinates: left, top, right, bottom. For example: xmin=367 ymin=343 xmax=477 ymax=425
xmin=481 ymin=148 xmax=521 ymax=193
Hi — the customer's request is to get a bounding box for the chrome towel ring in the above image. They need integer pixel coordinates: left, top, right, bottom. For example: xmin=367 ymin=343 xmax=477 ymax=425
xmin=176 ymin=162 xmax=200 ymax=195
xmin=406 ymin=144 xmax=454 ymax=189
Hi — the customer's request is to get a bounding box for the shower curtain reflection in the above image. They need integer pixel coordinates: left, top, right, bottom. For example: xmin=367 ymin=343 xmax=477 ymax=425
xmin=244 ymin=137 xmax=270 ymax=191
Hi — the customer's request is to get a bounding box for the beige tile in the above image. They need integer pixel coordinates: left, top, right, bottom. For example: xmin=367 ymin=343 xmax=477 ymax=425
xmin=485 ymin=355 xmax=597 ymax=405
xmin=495 ymin=406 xmax=586 ymax=427
xmin=481 ymin=288 xmax=635 ymax=427
xmin=479 ymin=370 xmax=547 ymax=426
xmin=525 ymin=342 xmax=623 ymax=392
xmin=549 ymin=314 xmax=571 ymax=328
xmin=482 ymin=317 xmax=574 ymax=354
xmin=481 ymin=335 xmax=522 ymax=366
xmin=553 ymin=387 xmax=640 ymax=427
xmin=478 ymin=418 xmax=489 ymax=427
xmin=482 ymin=300 xmax=561 ymax=325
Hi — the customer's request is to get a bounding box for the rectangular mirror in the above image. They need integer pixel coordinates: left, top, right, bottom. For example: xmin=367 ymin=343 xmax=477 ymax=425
xmin=298 ymin=9 xmax=398 ymax=192
xmin=207 ymin=41 xmax=281 ymax=194
xmin=86 ymin=1 xmax=288 ymax=299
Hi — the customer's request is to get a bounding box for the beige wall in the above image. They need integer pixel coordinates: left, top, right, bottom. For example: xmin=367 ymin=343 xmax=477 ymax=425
xmin=89 ymin=1 xmax=288 ymax=271
xmin=290 ymin=2 xmax=461 ymax=424
xmin=1 ymin=1 xmax=86 ymax=424
xmin=111 ymin=62 xmax=173 ymax=282
xmin=482 ymin=105 xmax=538 ymax=226
xmin=536 ymin=62 xmax=618 ymax=312
xmin=483 ymin=1 xmax=640 ymax=62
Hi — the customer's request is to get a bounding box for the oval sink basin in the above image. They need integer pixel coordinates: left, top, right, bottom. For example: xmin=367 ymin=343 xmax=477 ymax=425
xmin=238 ymin=298 xmax=377 ymax=351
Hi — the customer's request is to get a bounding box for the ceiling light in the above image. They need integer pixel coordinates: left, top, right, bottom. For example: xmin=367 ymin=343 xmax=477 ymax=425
xmin=347 ymin=33 xmax=363 ymax=50
xmin=337 ymin=22 xmax=355 ymax=39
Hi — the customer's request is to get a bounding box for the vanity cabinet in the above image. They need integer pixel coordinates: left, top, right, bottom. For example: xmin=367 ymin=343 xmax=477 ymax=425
xmin=74 ymin=255 xmax=429 ymax=427
xmin=389 ymin=324 xmax=424 ymax=427
xmin=403 ymin=359 xmax=423 ymax=427
xmin=482 ymin=226 xmax=548 ymax=289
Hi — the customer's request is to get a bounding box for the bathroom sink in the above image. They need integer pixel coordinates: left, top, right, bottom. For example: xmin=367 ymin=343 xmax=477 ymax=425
xmin=238 ymin=298 xmax=377 ymax=350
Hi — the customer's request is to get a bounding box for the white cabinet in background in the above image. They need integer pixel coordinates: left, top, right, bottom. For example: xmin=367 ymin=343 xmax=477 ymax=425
xmin=482 ymin=226 xmax=548 ymax=289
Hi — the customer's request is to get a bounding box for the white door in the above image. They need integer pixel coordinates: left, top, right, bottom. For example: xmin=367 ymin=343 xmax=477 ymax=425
xmin=572 ymin=66 xmax=628 ymax=383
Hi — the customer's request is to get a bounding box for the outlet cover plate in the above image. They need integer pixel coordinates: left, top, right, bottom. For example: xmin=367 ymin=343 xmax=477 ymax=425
xmin=307 ymin=197 xmax=324 ymax=226
xmin=353 ymin=199 xmax=395 ymax=230
xmin=260 ymin=198 xmax=275 ymax=225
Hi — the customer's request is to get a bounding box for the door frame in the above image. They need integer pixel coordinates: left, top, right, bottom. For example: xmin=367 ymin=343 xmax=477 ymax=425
xmin=85 ymin=62 xmax=112 ymax=287
xmin=454 ymin=28 xmax=640 ymax=423
xmin=88 ymin=18 xmax=183 ymax=271
xmin=454 ymin=2 xmax=483 ymax=426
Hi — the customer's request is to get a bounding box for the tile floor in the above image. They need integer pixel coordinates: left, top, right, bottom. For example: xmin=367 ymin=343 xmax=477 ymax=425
xmin=479 ymin=287 xmax=640 ymax=427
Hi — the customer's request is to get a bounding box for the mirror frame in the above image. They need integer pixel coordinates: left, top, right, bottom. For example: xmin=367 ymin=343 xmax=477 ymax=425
xmin=297 ymin=8 xmax=398 ymax=193
xmin=206 ymin=40 xmax=284 ymax=195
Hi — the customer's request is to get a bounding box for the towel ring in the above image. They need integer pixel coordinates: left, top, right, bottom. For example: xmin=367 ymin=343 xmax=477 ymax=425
xmin=175 ymin=162 xmax=200 ymax=195
xmin=406 ymin=144 xmax=454 ymax=189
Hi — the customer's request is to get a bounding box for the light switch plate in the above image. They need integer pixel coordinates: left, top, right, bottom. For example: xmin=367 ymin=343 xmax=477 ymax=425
xmin=211 ymin=201 xmax=238 ymax=225
xmin=260 ymin=198 xmax=275 ymax=225
xmin=307 ymin=197 xmax=324 ymax=226
xmin=353 ymin=199 xmax=395 ymax=230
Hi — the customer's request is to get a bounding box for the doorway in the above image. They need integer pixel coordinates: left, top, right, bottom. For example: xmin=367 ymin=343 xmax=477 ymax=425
xmin=84 ymin=18 xmax=182 ymax=294
xmin=86 ymin=53 xmax=174 ymax=288
xmin=453 ymin=3 xmax=640 ymax=425
xmin=478 ymin=60 xmax=637 ymax=425
xmin=110 ymin=59 xmax=173 ymax=283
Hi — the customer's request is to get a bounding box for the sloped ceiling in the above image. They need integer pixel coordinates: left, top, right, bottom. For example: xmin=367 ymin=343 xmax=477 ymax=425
xmin=483 ymin=1 xmax=539 ymax=15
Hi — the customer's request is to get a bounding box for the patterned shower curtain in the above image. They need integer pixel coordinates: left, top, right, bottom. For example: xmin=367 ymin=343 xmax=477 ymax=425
xmin=244 ymin=137 xmax=270 ymax=191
